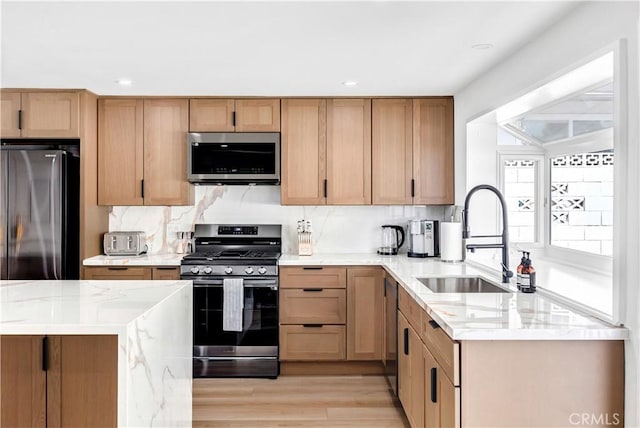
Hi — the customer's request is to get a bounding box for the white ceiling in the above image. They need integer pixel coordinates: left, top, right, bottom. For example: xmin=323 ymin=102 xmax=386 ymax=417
xmin=1 ymin=1 xmax=580 ymax=96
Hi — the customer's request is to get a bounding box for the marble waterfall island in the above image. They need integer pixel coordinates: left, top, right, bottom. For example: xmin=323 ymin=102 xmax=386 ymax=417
xmin=0 ymin=279 xmax=192 ymax=427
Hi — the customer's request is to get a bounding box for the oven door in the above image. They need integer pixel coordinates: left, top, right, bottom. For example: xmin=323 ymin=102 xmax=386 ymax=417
xmin=193 ymin=277 xmax=278 ymax=354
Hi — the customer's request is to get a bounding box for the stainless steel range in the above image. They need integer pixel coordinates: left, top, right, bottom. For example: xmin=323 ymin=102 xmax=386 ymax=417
xmin=181 ymin=224 xmax=281 ymax=378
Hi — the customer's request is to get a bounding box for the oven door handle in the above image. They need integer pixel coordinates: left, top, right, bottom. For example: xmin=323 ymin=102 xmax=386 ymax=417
xmin=191 ymin=278 xmax=278 ymax=288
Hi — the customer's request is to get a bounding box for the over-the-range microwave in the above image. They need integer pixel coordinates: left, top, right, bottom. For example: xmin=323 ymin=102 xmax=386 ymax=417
xmin=187 ymin=132 xmax=280 ymax=184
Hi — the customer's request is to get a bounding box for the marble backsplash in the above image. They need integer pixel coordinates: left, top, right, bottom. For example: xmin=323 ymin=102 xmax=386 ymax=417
xmin=109 ymin=186 xmax=447 ymax=255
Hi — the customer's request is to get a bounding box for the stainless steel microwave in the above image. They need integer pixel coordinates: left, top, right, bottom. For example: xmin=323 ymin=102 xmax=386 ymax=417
xmin=187 ymin=132 xmax=280 ymax=184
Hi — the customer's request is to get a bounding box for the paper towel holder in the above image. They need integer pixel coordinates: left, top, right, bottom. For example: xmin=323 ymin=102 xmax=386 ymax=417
xmin=439 ymin=221 xmax=464 ymax=263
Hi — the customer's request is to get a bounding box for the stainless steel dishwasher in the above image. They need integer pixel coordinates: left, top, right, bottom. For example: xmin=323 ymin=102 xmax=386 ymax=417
xmin=384 ymin=275 xmax=398 ymax=394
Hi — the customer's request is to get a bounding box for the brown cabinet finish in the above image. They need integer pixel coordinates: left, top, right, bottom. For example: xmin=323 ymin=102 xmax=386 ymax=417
xmin=98 ymin=98 xmax=193 ymax=206
xmin=346 ymin=267 xmax=384 ymax=361
xmin=279 ymin=266 xmax=346 ymax=289
xmin=0 ymin=91 xmax=22 ymax=138
xmin=280 ymin=325 xmax=346 ymax=361
xmin=280 ymin=99 xmax=327 ymax=205
xmin=421 ymin=310 xmax=460 ymax=386
xmin=83 ymin=266 xmax=152 ymax=280
xmin=423 ymin=343 xmax=460 ymax=428
xmin=189 ymin=98 xmax=280 ymax=132
xmin=143 ymin=99 xmax=193 ymax=205
xmin=98 ymin=99 xmax=144 ymax=206
xmin=280 ymin=289 xmax=346 ymax=325
xmin=0 ymin=335 xmax=117 ymax=428
xmin=413 ymin=98 xmax=454 ymax=205
xmin=398 ymin=312 xmax=424 ymax=428
xmin=151 ymin=266 xmax=181 ymax=280
xmin=372 ymin=99 xmax=413 ymax=205
xmin=0 ymin=336 xmax=46 ymax=427
xmin=326 ymin=99 xmax=372 ymax=205
xmin=21 ymin=92 xmax=79 ymax=138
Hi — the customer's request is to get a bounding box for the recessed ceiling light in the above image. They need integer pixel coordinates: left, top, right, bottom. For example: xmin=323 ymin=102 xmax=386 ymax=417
xmin=471 ymin=43 xmax=494 ymax=50
xmin=116 ymin=78 xmax=133 ymax=86
xmin=342 ymin=80 xmax=358 ymax=87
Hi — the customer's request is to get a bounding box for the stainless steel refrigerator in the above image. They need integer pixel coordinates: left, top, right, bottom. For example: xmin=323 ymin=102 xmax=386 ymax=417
xmin=0 ymin=140 xmax=80 ymax=280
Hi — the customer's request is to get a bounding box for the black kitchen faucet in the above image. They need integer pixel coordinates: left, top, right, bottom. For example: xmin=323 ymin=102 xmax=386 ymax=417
xmin=462 ymin=184 xmax=514 ymax=284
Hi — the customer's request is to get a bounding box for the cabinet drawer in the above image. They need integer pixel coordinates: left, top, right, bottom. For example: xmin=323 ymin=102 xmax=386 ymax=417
xmin=421 ymin=311 xmax=460 ymax=386
xmin=280 ymin=325 xmax=346 ymax=361
xmin=83 ymin=266 xmax=152 ymax=280
xmin=151 ymin=266 xmax=180 ymax=280
xmin=398 ymin=286 xmax=422 ymax=332
xmin=280 ymin=289 xmax=346 ymax=324
xmin=280 ymin=267 xmax=346 ymax=289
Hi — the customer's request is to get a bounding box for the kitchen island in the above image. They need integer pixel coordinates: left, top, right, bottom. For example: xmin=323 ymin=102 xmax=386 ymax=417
xmin=0 ymin=279 xmax=192 ymax=427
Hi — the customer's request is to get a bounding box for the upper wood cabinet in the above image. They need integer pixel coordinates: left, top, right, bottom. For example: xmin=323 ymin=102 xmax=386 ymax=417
xmin=326 ymin=99 xmax=372 ymax=205
xmin=0 ymin=91 xmax=79 ymax=138
xmin=346 ymin=267 xmax=384 ymax=361
xmin=413 ymin=98 xmax=454 ymax=205
xmin=281 ymin=99 xmax=327 ymax=205
xmin=98 ymin=98 xmax=193 ymax=206
xmin=372 ymin=99 xmax=413 ymax=205
xmin=189 ymin=98 xmax=280 ymax=132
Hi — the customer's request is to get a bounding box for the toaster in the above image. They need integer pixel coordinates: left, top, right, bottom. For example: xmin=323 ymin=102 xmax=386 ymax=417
xmin=103 ymin=232 xmax=147 ymax=256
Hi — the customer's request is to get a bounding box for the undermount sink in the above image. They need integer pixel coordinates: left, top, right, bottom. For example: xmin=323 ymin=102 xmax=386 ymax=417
xmin=417 ymin=277 xmax=511 ymax=293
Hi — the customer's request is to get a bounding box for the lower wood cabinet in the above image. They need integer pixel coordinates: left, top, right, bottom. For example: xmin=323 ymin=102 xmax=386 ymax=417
xmin=82 ymin=266 xmax=180 ymax=280
xmin=279 ymin=325 xmax=346 ymax=361
xmin=1 ymin=335 xmax=117 ymax=427
xmin=346 ymin=267 xmax=384 ymax=361
xmin=423 ymin=342 xmax=460 ymax=428
xmin=280 ymin=288 xmax=346 ymax=325
xmin=398 ymin=312 xmax=425 ymax=428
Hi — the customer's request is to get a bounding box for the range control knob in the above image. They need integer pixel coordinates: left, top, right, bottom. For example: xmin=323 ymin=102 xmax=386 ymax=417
xmin=224 ymin=267 xmax=233 ymax=275
xmin=190 ymin=267 xmax=200 ymax=274
xmin=245 ymin=267 xmax=254 ymax=275
xmin=258 ymin=267 xmax=267 ymax=275
xmin=203 ymin=267 xmax=213 ymax=274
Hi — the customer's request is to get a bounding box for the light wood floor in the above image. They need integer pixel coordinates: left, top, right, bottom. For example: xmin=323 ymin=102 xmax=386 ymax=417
xmin=193 ymin=375 xmax=410 ymax=427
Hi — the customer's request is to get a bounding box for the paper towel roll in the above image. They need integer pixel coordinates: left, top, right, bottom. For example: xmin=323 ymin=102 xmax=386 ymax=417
xmin=440 ymin=222 xmax=463 ymax=262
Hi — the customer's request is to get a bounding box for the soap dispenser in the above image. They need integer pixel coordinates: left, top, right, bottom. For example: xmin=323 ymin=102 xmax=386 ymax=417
xmin=519 ymin=252 xmax=537 ymax=293
xmin=516 ymin=252 xmax=527 ymax=291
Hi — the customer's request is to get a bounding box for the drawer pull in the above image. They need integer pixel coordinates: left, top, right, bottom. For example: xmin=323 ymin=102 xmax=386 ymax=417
xmin=428 ymin=319 xmax=441 ymax=329
xmin=403 ymin=328 xmax=409 ymax=355
xmin=107 ymin=267 xmax=128 ymax=271
xmin=430 ymin=367 xmax=437 ymax=403
xmin=302 ymin=324 xmax=323 ymax=328
xmin=302 ymin=267 xmax=323 ymax=270
xmin=302 ymin=288 xmax=323 ymax=292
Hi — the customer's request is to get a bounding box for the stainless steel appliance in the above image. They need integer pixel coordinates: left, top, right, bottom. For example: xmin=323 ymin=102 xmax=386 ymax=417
xmin=377 ymin=225 xmax=405 ymax=255
xmin=0 ymin=140 xmax=80 ymax=280
xmin=180 ymin=224 xmax=281 ymax=378
xmin=384 ymin=274 xmax=398 ymax=394
xmin=103 ymin=231 xmax=147 ymax=256
xmin=187 ymin=132 xmax=280 ymax=184
xmin=408 ymin=220 xmax=440 ymax=258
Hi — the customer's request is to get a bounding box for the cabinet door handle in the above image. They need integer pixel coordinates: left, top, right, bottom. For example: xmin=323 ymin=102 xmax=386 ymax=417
xmin=107 ymin=267 xmax=128 ymax=271
xmin=428 ymin=319 xmax=440 ymax=329
xmin=18 ymin=110 xmax=23 ymax=130
xmin=302 ymin=288 xmax=323 ymax=292
xmin=430 ymin=367 xmax=437 ymax=403
xmin=141 ymin=180 xmax=145 ymax=198
xmin=403 ymin=328 xmax=409 ymax=355
xmin=411 ymin=179 xmax=415 ymax=198
xmin=302 ymin=267 xmax=323 ymax=271
xmin=232 ymin=111 xmax=236 ymax=127
xmin=42 ymin=336 xmax=48 ymax=371
xmin=323 ymin=179 xmax=328 ymax=198
xmin=303 ymin=324 xmax=323 ymax=328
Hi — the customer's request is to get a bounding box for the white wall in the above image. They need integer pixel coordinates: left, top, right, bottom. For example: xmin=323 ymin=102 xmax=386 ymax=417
xmin=454 ymin=2 xmax=639 ymax=425
xmin=109 ymin=186 xmax=444 ymax=255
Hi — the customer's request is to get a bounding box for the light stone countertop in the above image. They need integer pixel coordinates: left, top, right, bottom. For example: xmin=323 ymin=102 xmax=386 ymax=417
xmin=81 ymin=252 xmax=628 ymax=341
xmin=83 ymin=253 xmax=183 ymax=266
xmin=0 ymin=279 xmax=192 ymax=427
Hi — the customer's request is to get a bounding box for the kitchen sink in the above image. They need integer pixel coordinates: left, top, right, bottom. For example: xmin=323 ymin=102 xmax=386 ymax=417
xmin=417 ymin=277 xmax=511 ymax=293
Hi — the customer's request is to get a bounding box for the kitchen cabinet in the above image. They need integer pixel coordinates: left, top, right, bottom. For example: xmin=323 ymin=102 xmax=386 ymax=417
xmin=0 ymin=90 xmax=79 ymax=138
xmin=346 ymin=267 xmax=384 ymax=361
xmin=279 ymin=266 xmax=347 ymax=362
xmin=97 ymin=98 xmax=193 ymax=206
xmin=189 ymin=98 xmax=280 ymax=132
xmin=423 ymin=343 xmax=460 ymax=428
xmin=0 ymin=335 xmax=117 ymax=427
xmin=326 ymin=99 xmax=372 ymax=205
xmin=280 ymin=99 xmax=327 ymax=205
xmin=398 ymin=312 xmax=425 ymax=428
xmin=372 ymin=99 xmax=413 ymax=205
xmin=412 ymin=98 xmax=454 ymax=205
xmin=83 ymin=266 xmax=180 ymax=280
xmin=371 ymin=97 xmax=454 ymax=205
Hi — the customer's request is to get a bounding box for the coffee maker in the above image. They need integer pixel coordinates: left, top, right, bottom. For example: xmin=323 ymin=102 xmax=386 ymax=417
xmin=408 ymin=220 xmax=440 ymax=258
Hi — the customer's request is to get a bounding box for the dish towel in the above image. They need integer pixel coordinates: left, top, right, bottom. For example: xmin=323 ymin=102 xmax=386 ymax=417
xmin=223 ymin=278 xmax=244 ymax=332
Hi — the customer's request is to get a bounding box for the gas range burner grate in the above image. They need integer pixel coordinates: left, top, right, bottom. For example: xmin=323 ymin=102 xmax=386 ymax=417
xmin=183 ymin=250 xmax=280 ymax=261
